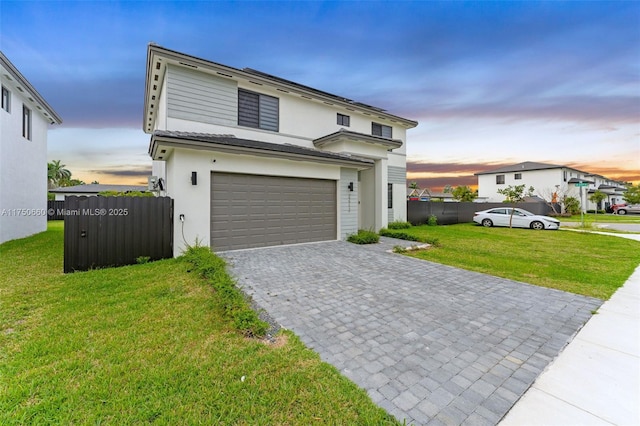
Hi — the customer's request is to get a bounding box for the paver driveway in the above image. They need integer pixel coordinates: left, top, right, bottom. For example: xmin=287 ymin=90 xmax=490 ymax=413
xmin=222 ymin=238 xmax=601 ymax=425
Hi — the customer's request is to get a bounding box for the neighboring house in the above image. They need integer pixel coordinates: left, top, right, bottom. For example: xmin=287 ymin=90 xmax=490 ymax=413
xmin=143 ymin=45 xmax=418 ymax=253
xmin=49 ymin=184 xmax=148 ymax=201
xmin=475 ymin=161 xmax=627 ymax=211
xmin=407 ymin=188 xmax=455 ymax=202
xmin=1 ymin=52 xmax=62 ymax=244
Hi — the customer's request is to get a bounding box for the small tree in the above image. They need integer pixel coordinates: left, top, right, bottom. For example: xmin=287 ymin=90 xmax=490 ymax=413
xmin=623 ymin=184 xmax=640 ymax=204
xmin=451 ymin=185 xmax=478 ymax=202
xmin=564 ymin=196 xmax=581 ymax=215
xmin=537 ymin=185 xmax=572 ymax=215
xmin=589 ymin=190 xmax=607 ymax=218
xmin=497 ymin=184 xmax=535 ymax=227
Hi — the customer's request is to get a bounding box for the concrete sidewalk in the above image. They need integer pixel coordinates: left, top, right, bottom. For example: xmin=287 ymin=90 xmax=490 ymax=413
xmin=501 ymin=233 xmax=640 ymax=425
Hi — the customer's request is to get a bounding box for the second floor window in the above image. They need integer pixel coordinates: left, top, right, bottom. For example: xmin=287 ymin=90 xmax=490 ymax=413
xmin=372 ymin=122 xmax=392 ymax=138
xmin=23 ymin=105 xmax=32 ymax=140
xmin=1 ymin=86 xmax=10 ymax=112
xmin=337 ymin=113 xmax=350 ymax=127
xmin=514 ymin=173 xmax=522 ymax=180
xmin=496 ymin=174 xmax=505 ymax=184
xmin=238 ymin=89 xmax=279 ymax=132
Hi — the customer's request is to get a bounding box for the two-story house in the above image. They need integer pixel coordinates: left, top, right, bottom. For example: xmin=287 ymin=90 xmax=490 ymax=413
xmin=475 ymin=161 xmax=627 ymax=211
xmin=143 ymin=45 xmax=417 ymax=253
xmin=1 ymin=52 xmax=62 ymax=244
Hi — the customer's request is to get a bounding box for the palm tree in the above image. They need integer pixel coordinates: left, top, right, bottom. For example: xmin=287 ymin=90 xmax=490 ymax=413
xmin=47 ymin=160 xmax=71 ymax=188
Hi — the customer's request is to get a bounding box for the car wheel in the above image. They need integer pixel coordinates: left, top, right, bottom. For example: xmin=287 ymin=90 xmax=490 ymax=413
xmin=530 ymin=221 xmax=544 ymax=230
xmin=481 ymin=219 xmax=493 ymax=227
xmin=617 ymin=209 xmax=627 ymax=215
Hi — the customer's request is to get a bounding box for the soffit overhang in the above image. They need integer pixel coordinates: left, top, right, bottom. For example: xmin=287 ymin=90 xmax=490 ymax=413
xmin=0 ymin=52 xmax=62 ymax=125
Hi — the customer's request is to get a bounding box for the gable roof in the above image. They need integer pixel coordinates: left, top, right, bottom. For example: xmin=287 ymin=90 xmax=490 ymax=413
xmin=149 ymin=130 xmax=374 ymax=168
xmin=0 ymin=51 xmax=62 ymax=125
xmin=474 ymin=161 xmax=584 ymax=176
xmin=313 ymin=128 xmax=403 ymax=150
xmin=143 ymin=44 xmax=418 ymax=133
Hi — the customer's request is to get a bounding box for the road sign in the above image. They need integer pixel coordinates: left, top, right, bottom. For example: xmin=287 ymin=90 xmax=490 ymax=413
xmin=575 ymin=182 xmax=588 ymax=187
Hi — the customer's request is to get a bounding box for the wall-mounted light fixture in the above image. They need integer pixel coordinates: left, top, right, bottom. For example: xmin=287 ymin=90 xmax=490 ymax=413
xmin=347 ymin=182 xmax=354 ymax=192
xmin=191 ymin=172 xmax=197 ymax=185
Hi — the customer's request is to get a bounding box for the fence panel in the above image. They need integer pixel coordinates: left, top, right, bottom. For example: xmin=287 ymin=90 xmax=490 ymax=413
xmin=47 ymin=200 xmax=65 ymax=220
xmin=408 ymin=201 xmax=554 ymax=225
xmin=64 ymin=196 xmax=173 ymax=273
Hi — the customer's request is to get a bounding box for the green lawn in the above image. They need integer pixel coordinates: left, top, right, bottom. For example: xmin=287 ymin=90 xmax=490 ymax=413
xmin=0 ymin=222 xmax=397 ymax=424
xmin=561 ymin=213 xmax=640 ymax=223
xmin=401 ymin=223 xmax=640 ymax=300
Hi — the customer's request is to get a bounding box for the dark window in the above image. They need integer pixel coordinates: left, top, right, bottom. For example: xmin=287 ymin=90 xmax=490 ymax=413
xmin=388 ymin=183 xmax=393 ymax=209
xmin=337 ymin=113 xmax=350 ymax=127
xmin=238 ymin=89 xmax=279 ymax=131
xmin=1 ymin=86 xmax=10 ymax=112
xmin=514 ymin=173 xmax=522 ymax=180
xmin=496 ymin=174 xmax=505 ymax=184
xmin=22 ymin=105 xmax=31 ymax=140
xmin=372 ymin=122 xmax=392 ymax=138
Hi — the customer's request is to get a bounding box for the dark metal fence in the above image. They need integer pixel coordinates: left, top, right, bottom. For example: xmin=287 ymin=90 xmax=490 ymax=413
xmin=47 ymin=200 xmax=65 ymax=220
xmin=408 ymin=201 xmax=554 ymax=225
xmin=64 ymin=196 xmax=173 ymax=273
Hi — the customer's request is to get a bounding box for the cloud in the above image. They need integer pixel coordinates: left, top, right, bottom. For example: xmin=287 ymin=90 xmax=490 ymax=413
xmin=89 ymin=167 xmax=151 ymax=178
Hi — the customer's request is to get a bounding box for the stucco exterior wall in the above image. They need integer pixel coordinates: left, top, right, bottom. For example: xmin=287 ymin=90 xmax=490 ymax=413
xmin=0 ymin=88 xmax=49 ymax=243
xmin=161 ymin=66 xmax=408 ymax=154
xmin=165 ymin=147 xmax=351 ymax=255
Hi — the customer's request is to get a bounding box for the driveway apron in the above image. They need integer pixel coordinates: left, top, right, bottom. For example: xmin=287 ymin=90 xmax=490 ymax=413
xmin=222 ymin=238 xmax=601 ymax=425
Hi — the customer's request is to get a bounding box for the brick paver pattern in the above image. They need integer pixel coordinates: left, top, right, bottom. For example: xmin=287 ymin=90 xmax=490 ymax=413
xmin=222 ymin=238 xmax=602 ymax=425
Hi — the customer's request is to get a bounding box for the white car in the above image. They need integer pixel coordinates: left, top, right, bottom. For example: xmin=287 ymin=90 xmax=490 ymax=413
xmin=615 ymin=204 xmax=640 ymax=215
xmin=473 ymin=207 xmax=560 ymax=230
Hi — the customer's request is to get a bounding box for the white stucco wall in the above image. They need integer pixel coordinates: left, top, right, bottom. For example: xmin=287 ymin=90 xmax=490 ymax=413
xmin=165 ymin=147 xmax=346 ymax=255
xmin=478 ymin=169 xmax=576 ymax=202
xmin=0 ymin=86 xmax=51 ymax=243
xmin=160 ymin=68 xmax=410 ymax=154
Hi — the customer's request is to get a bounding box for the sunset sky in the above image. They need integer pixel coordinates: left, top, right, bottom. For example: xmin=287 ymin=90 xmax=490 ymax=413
xmin=2 ymin=1 xmax=638 ymax=191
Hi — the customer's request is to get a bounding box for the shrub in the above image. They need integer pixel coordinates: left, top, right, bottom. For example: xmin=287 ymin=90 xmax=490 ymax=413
xmin=182 ymin=246 xmax=268 ymax=337
xmin=427 ymin=215 xmax=438 ymax=226
xmin=564 ymin=197 xmax=581 ymax=215
xmin=347 ymin=229 xmax=380 ymax=244
xmin=379 ymin=228 xmax=421 ymax=242
xmin=379 ymin=228 xmax=440 ymax=246
xmin=387 ymin=221 xmax=412 ymax=229
xmin=136 ymin=256 xmax=151 ymax=264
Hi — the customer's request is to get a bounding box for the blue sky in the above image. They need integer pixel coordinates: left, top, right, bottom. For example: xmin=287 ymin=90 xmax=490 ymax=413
xmin=2 ymin=1 xmax=638 ymax=190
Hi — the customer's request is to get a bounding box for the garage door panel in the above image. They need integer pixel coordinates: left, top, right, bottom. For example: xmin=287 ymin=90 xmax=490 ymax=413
xmin=211 ymin=172 xmax=336 ymax=251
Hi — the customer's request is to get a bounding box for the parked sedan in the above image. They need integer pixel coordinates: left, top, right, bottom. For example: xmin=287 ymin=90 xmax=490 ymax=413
xmin=473 ymin=207 xmax=560 ymax=230
xmin=615 ymin=204 xmax=640 ymax=215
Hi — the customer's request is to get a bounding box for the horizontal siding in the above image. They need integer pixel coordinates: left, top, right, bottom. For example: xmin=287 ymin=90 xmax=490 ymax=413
xmin=166 ymin=65 xmax=237 ymax=126
xmin=388 ymin=166 xmax=406 ymax=184
xmin=340 ymin=168 xmax=358 ymax=238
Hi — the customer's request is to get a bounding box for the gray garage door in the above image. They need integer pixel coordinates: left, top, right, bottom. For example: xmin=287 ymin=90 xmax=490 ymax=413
xmin=210 ymin=172 xmax=337 ymax=251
